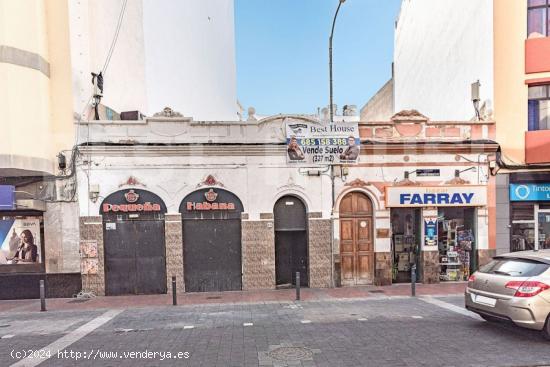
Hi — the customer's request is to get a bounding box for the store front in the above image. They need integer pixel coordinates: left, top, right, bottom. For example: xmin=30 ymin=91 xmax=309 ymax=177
xmin=386 ymin=185 xmax=487 ymax=283
xmin=390 ymin=208 xmax=421 ymax=283
xmin=274 ymin=195 xmax=308 ymax=287
xmin=100 ymin=189 xmax=167 ymax=296
xmin=510 ymin=180 xmax=550 ymax=252
xmin=180 ymin=188 xmax=244 ymax=292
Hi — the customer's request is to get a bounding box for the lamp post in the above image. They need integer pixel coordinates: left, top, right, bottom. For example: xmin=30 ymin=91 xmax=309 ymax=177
xmin=328 ymin=0 xmax=346 ymax=288
xmin=329 ymin=0 xmax=346 ymax=122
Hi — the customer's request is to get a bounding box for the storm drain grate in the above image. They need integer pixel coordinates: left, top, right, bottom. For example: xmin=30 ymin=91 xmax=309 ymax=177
xmin=0 ymin=324 xmax=10 ymax=328
xmin=369 ymin=290 xmax=385 ymax=294
xmin=206 ymin=296 xmax=222 ymax=300
xmin=268 ymin=347 xmax=313 ymax=361
xmin=67 ymin=299 xmax=90 ymax=303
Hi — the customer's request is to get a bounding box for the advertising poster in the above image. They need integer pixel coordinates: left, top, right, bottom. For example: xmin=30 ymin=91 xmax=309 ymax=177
xmin=285 ymin=121 xmax=360 ymax=165
xmin=0 ymin=217 xmax=41 ymax=264
xmin=424 ymin=217 xmax=438 ymax=247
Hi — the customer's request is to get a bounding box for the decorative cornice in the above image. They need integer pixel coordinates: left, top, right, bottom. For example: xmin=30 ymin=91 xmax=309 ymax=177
xmin=118 ymin=176 xmax=146 ymax=187
xmin=197 ymin=174 xmax=225 ymax=188
xmin=393 ymin=178 xmax=419 ymax=186
xmin=344 ymin=178 xmax=371 ymax=187
xmin=153 ymin=107 xmax=183 ymax=118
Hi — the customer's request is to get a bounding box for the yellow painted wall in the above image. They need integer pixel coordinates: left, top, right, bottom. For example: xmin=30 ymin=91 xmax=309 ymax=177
xmin=0 ymin=0 xmax=73 ymax=174
xmin=45 ymin=0 xmax=75 ymax=155
xmin=493 ymin=0 xmax=527 ymax=164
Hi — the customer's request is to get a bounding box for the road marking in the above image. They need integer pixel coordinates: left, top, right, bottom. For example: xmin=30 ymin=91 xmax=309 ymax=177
xmin=357 ymin=318 xmax=368 ymax=321
xmin=2 ymin=334 xmax=14 ymax=339
xmin=419 ymin=297 xmax=482 ymax=320
xmin=300 ymin=320 xmax=311 ymax=324
xmin=411 ymin=316 xmax=423 ymax=319
xmin=10 ymin=308 xmax=123 ymax=367
xmin=183 ymin=325 xmax=194 ymax=329
xmin=243 ymin=322 xmax=253 ymax=327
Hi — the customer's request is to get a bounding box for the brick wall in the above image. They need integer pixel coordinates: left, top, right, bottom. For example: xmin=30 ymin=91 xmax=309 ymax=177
xmin=375 ymin=252 xmax=392 ymax=286
xmin=79 ymin=216 xmax=105 ymax=296
xmin=420 ymin=250 xmax=439 ymax=284
xmin=308 ymin=218 xmax=332 ymax=288
xmin=242 ymin=219 xmax=275 ymax=290
xmin=165 ymin=214 xmax=184 ymax=293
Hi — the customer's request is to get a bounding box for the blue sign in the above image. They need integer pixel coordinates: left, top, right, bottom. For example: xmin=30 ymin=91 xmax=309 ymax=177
xmin=0 ymin=186 xmax=15 ymax=210
xmin=510 ymin=183 xmax=550 ymax=201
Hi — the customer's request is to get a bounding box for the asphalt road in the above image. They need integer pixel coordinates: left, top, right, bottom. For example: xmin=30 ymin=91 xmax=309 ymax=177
xmin=1 ymin=295 xmax=549 ymax=367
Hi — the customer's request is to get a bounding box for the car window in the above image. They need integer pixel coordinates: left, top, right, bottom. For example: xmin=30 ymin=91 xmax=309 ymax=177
xmin=479 ymin=258 xmax=549 ymax=277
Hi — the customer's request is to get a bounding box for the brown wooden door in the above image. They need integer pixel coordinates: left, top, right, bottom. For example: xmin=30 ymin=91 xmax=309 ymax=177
xmin=339 ymin=192 xmax=374 ymax=286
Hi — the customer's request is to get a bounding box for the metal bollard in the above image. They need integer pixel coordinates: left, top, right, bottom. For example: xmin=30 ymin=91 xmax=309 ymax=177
xmin=40 ymin=279 xmax=46 ymax=312
xmin=295 ymin=272 xmax=301 ymax=301
xmin=411 ymin=264 xmax=416 ymax=297
xmin=172 ymin=276 xmax=177 ymax=306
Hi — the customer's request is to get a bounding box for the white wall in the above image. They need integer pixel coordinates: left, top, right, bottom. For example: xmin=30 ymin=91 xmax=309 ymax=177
xmin=143 ymin=0 xmax=239 ymax=121
xmin=394 ymin=0 xmax=493 ymax=120
xmin=69 ymin=0 xmax=148 ymax=117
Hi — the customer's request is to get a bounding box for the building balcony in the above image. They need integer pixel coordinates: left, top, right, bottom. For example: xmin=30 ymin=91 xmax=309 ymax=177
xmin=525 ymin=130 xmax=550 ymax=164
xmin=526 ymin=37 xmax=550 ymax=74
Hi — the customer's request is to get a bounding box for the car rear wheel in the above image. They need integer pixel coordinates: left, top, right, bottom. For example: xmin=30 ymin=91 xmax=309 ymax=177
xmin=542 ymin=315 xmax=550 ymax=341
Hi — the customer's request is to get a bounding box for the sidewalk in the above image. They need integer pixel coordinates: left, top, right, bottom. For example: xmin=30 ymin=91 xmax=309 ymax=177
xmin=0 ymin=281 xmax=467 ymax=314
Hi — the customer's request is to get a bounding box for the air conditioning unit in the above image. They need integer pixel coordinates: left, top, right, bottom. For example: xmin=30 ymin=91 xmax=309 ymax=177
xmin=120 ymin=111 xmax=145 ymax=120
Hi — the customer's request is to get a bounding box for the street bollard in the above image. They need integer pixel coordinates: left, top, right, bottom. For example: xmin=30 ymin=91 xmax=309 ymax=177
xmin=295 ymin=272 xmax=300 ymax=301
xmin=40 ymin=279 xmax=46 ymax=312
xmin=172 ymin=276 xmax=177 ymax=306
xmin=411 ymin=264 xmax=416 ymax=297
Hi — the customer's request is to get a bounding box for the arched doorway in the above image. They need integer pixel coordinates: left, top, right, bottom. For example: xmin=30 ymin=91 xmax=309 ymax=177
xmin=180 ymin=188 xmax=244 ymax=292
xmin=339 ymin=191 xmax=374 ymax=285
xmin=274 ymin=196 xmax=308 ymax=287
xmin=100 ymin=189 xmax=167 ymax=296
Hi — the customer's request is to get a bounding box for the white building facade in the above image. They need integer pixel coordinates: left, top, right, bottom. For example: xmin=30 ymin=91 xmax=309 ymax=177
xmin=74 ymin=110 xmax=496 ymax=296
xmin=393 ymin=0 xmax=494 ymax=121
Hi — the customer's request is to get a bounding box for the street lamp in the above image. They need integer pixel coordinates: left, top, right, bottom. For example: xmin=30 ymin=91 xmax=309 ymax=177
xmin=328 ymin=0 xmax=346 ymax=288
xmin=329 ymin=0 xmax=346 ymax=122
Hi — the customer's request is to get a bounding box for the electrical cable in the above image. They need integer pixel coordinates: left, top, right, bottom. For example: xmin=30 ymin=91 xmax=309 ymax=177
xmin=101 ymin=0 xmax=128 ymax=76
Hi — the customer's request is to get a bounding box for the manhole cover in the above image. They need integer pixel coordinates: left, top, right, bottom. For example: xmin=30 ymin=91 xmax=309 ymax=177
xmin=206 ymin=296 xmax=222 ymax=300
xmin=68 ymin=299 xmax=90 ymax=303
xmin=268 ymin=347 xmax=313 ymax=361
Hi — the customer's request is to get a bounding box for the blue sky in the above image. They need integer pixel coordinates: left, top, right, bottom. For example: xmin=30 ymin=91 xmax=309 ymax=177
xmin=235 ymin=0 xmax=401 ymax=116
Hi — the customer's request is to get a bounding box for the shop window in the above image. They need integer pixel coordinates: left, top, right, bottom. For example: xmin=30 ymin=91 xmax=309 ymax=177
xmin=0 ymin=215 xmax=44 ymax=272
xmin=528 ymin=85 xmax=550 ymax=131
xmin=528 ymin=0 xmax=550 ymax=38
xmin=511 ymin=223 xmax=536 ymax=252
xmin=538 ymin=211 xmax=550 ymax=249
xmin=511 ymin=202 xmax=535 ymax=221
xmin=438 ymin=208 xmax=476 ymax=281
xmin=390 ymin=208 xmax=421 ymax=283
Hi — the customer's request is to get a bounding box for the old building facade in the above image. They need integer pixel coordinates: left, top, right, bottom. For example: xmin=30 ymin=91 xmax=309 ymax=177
xmin=74 ymin=110 xmax=496 ymax=296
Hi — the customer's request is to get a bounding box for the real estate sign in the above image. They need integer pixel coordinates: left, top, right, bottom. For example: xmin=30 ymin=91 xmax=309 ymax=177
xmin=285 ymin=121 xmax=360 ymax=165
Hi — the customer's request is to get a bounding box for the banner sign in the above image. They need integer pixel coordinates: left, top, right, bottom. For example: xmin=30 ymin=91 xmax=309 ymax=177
xmin=0 ymin=185 xmax=15 ymax=210
xmin=0 ymin=217 xmax=41 ymax=264
xmin=100 ymin=189 xmax=167 ymax=215
xmin=285 ymin=121 xmax=359 ymax=165
xmin=424 ymin=217 xmax=438 ymax=246
xmin=510 ymin=183 xmax=550 ymax=201
xmin=385 ymin=186 xmax=487 ymax=207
